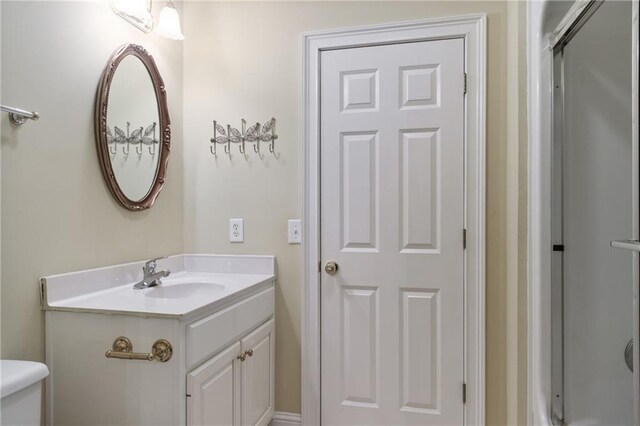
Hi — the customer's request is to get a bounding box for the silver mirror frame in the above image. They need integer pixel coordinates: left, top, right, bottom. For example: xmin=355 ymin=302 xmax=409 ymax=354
xmin=95 ymin=44 xmax=171 ymax=211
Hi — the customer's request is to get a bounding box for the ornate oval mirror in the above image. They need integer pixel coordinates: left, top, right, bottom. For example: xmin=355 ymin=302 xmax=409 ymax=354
xmin=95 ymin=44 xmax=170 ymax=211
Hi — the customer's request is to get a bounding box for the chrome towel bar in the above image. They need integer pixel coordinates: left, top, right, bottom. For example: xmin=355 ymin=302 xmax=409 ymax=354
xmin=1 ymin=104 xmax=39 ymax=125
xmin=611 ymin=239 xmax=640 ymax=251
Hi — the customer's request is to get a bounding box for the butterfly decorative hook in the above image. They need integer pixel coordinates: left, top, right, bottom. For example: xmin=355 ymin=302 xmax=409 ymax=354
xmin=130 ymin=126 xmax=143 ymax=156
xmin=242 ymin=120 xmax=260 ymax=157
xmin=108 ymin=122 xmax=158 ymax=160
xmin=209 ymin=118 xmax=278 ymax=159
xmin=261 ymin=118 xmax=277 ymax=154
xmin=106 ymin=126 xmax=119 ymax=158
xmin=141 ymin=122 xmax=157 ymax=156
xmin=210 ymin=121 xmax=230 ymax=156
xmin=116 ymin=124 xmax=130 ymax=155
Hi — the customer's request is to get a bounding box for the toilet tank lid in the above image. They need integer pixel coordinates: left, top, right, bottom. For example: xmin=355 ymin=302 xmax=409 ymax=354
xmin=1 ymin=360 xmax=49 ymax=398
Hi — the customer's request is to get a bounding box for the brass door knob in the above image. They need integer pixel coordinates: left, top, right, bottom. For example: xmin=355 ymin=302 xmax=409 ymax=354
xmin=325 ymin=261 xmax=339 ymax=275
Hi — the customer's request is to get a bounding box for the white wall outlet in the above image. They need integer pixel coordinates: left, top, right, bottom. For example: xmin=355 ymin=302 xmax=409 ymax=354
xmin=288 ymin=219 xmax=302 ymax=244
xmin=229 ymin=218 xmax=244 ymax=243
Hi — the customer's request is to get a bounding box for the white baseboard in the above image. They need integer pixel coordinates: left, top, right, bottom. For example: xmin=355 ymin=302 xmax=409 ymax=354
xmin=269 ymin=411 xmax=302 ymax=426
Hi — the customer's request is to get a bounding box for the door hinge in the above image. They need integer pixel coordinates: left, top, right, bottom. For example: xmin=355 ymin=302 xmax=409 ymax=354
xmin=186 ymin=394 xmax=191 ymax=398
xmin=463 ymin=73 xmax=468 ymax=95
xmin=462 ymin=383 xmax=467 ymax=404
xmin=463 ymin=229 xmax=467 ymax=250
xmin=318 ymin=261 xmax=321 ymax=273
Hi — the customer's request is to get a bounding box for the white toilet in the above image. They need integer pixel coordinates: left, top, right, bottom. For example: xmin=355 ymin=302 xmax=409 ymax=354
xmin=1 ymin=360 xmax=49 ymax=425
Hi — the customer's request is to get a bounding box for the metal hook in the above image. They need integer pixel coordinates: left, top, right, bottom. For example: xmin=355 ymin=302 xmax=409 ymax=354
xmin=135 ymin=127 xmax=144 ymax=156
xmin=239 ymin=119 xmax=246 ymax=155
xmin=134 ymin=126 xmax=144 ymax=157
xmin=269 ymin=135 xmax=278 ymax=153
xmin=269 ymin=118 xmax=277 ymax=154
xmin=210 ymin=120 xmax=218 ymax=156
xmin=253 ymin=122 xmax=261 ymax=156
xmin=122 ymin=122 xmax=131 ymax=155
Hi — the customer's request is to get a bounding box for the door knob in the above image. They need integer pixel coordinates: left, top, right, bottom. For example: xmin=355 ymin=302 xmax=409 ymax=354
xmin=325 ymin=261 xmax=338 ymax=275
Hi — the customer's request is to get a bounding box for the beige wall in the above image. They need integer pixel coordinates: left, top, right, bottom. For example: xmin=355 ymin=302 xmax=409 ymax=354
xmin=182 ymin=2 xmax=523 ymax=423
xmin=0 ymin=1 xmax=527 ymax=424
xmin=0 ymin=1 xmax=184 ymax=361
xmin=506 ymin=1 xmax=528 ymax=425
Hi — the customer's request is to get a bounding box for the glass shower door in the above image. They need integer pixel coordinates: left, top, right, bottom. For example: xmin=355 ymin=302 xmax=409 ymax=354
xmin=552 ymin=1 xmax=637 ymax=424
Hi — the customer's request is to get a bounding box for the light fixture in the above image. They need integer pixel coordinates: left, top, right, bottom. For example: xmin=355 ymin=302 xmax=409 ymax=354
xmin=111 ymin=0 xmax=154 ymax=33
xmin=156 ymin=1 xmax=185 ymax=41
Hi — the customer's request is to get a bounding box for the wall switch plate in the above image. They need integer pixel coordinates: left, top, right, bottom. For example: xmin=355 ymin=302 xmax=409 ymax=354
xmin=230 ymin=218 xmax=244 ymax=243
xmin=288 ymin=219 xmax=302 ymax=244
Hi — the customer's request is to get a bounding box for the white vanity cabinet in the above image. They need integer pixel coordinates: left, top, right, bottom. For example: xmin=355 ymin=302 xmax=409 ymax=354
xmin=187 ymin=319 xmax=274 ymax=426
xmin=42 ymin=255 xmax=275 ymax=426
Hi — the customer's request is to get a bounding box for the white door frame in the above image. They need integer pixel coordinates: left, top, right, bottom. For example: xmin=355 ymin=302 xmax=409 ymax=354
xmin=302 ymin=15 xmax=486 ymax=425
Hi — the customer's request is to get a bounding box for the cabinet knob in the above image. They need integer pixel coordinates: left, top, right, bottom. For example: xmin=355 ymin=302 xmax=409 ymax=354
xmin=237 ymin=349 xmax=253 ymax=362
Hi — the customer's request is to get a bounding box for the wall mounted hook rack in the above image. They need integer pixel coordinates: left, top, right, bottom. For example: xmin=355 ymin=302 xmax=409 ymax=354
xmin=107 ymin=121 xmax=159 ymax=160
xmin=210 ymin=118 xmax=278 ymax=158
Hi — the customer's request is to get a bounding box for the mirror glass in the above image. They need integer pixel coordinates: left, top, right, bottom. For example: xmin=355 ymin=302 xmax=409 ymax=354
xmin=95 ymin=44 xmax=170 ymax=211
xmin=107 ymin=55 xmax=160 ymax=202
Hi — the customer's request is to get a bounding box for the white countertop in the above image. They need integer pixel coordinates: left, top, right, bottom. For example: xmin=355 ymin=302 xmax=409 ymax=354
xmin=41 ymin=254 xmax=276 ymax=319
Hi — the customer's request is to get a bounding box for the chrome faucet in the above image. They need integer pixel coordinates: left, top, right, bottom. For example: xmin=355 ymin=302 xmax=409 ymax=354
xmin=133 ymin=257 xmax=170 ymax=289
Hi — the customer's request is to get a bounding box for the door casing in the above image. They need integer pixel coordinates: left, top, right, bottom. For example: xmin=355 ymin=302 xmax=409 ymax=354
xmin=302 ymin=15 xmax=487 ymax=425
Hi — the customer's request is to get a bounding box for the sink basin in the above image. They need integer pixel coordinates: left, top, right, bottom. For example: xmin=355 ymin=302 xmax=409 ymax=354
xmin=41 ymin=255 xmax=276 ymax=317
xmin=143 ymin=282 xmax=226 ymax=299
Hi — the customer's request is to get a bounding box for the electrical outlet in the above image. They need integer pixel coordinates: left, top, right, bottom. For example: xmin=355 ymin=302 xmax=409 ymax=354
xmin=230 ymin=218 xmax=244 ymax=243
xmin=288 ymin=219 xmax=302 ymax=244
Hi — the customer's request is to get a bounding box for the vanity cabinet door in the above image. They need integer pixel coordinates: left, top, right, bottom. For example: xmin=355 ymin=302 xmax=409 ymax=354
xmin=240 ymin=319 xmax=275 ymax=426
xmin=187 ymin=342 xmax=241 ymax=426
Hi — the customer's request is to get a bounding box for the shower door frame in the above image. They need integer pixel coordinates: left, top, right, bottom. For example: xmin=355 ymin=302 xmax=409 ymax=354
xmin=550 ymin=47 xmax=565 ymax=425
xmin=529 ymin=0 xmax=640 ymax=424
xmin=549 ymin=4 xmax=608 ymax=423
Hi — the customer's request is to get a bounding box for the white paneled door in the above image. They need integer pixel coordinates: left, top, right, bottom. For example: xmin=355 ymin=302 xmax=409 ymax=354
xmin=320 ymin=39 xmax=465 ymax=425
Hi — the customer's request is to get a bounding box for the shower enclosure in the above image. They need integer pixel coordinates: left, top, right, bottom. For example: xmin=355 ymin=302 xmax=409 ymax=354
xmin=529 ymin=0 xmax=640 ymax=424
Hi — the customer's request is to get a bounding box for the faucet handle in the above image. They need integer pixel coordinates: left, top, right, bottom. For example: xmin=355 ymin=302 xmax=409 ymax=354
xmin=144 ymin=256 xmax=167 ymax=273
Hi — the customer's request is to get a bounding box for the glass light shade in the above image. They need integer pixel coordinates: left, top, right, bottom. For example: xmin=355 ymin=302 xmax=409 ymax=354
xmin=111 ymin=0 xmax=153 ymax=33
xmin=156 ymin=5 xmax=185 ymax=40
